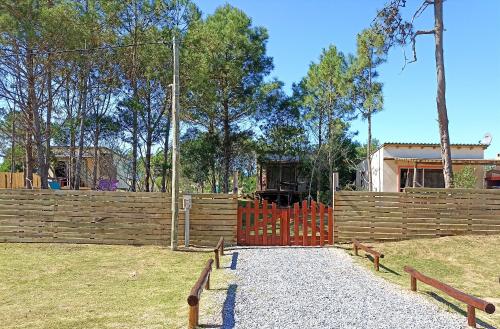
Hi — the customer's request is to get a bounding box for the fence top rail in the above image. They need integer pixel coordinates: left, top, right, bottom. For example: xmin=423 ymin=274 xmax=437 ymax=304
xmin=404 ymin=266 xmax=495 ymax=314
xmin=187 ymin=259 xmax=214 ymax=307
xmin=352 ymin=239 xmax=384 ymax=258
xmin=404 ymin=187 xmax=500 ymax=195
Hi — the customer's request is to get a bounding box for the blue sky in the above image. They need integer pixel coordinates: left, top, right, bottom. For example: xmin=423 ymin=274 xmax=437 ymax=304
xmin=196 ymin=0 xmax=500 ymax=158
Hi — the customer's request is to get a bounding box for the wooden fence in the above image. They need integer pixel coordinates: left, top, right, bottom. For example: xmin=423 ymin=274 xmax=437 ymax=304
xmin=334 ymin=188 xmax=500 ymax=241
xmin=0 ymin=189 xmax=237 ymax=246
xmin=0 ymin=172 xmax=41 ymax=189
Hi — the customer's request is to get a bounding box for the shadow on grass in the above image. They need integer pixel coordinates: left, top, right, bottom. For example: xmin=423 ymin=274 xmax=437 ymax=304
xmin=200 ymin=284 xmax=237 ymax=329
xmin=366 ymin=254 xmax=401 ymax=276
xmin=425 ymin=291 xmax=496 ymax=329
xmin=223 ymin=252 xmax=238 ymax=270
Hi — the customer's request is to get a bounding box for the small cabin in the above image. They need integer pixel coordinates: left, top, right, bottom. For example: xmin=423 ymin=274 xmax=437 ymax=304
xmin=256 ymin=155 xmax=306 ymax=206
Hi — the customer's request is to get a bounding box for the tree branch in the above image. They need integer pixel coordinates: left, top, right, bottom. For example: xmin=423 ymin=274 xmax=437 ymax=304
xmin=408 ymin=29 xmax=435 ymax=64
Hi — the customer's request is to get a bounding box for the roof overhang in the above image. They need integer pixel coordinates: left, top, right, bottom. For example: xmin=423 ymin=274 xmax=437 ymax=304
xmin=385 ymin=157 xmax=500 ymax=165
xmin=382 ymin=142 xmax=488 ymax=150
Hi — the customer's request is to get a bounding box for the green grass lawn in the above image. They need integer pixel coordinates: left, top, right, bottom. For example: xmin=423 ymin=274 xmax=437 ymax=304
xmin=347 ymin=235 xmax=500 ymax=328
xmin=0 ymin=243 xmax=229 ymax=329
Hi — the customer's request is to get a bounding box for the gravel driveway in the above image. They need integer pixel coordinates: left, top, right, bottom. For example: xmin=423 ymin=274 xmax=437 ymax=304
xmin=207 ymin=247 xmax=468 ymax=329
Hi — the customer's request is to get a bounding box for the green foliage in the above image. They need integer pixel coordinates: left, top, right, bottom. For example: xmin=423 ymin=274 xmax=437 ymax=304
xmin=349 ymin=28 xmax=387 ymax=118
xmin=454 ymin=166 xmax=477 ymax=188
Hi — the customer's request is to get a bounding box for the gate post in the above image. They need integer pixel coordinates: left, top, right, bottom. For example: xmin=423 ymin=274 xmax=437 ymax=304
xmin=183 ymin=195 xmax=192 ymax=247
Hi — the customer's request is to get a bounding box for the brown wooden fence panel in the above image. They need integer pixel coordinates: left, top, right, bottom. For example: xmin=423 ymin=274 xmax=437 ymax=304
xmin=0 ymin=190 xmax=237 ymax=246
xmin=334 ymin=189 xmax=500 ymax=242
xmin=0 ymin=172 xmax=41 ymax=189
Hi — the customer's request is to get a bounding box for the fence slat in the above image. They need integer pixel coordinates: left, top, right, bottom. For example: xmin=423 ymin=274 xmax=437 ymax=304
xmin=294 ymin=202 xmax=300 ymax=246
xmin=311 ymin=200 xmax=317 ymax=246
xmin=302 ymin=200 xmax=308 ymax=246
xmin=245 ymin=202 xmax=251 ymax=245
xmin=328 ymin=206 xmax=334 ymax=245
xmin=319 ymin=203 xmax=325 ymax=246
xmin=253 ymin=199 xmax=259 ymax=245
xmin=271 ymin=202 xmax=277 ymax=245
xmin=262 ymin=200 xmax=268 ymax=245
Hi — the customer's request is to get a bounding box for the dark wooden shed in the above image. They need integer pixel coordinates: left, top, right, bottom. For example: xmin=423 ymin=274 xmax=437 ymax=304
xmin=256 ymin=155 xmax=306 ymax=206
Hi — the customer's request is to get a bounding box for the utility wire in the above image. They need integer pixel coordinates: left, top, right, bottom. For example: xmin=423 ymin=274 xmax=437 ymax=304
xmin=0 ymin=41 xmax=168 ymax=59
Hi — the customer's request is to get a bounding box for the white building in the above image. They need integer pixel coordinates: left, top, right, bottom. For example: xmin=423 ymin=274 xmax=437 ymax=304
xmin=356 ymin=142 xmax=500 ymax=192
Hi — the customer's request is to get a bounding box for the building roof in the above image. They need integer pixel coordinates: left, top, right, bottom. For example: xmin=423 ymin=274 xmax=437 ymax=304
xmin=258 ymin=154 xmax=300 ymax=164
xmin=382 ymin=142 xmax=489 ymax=150
xmin=386 ymin=157 xmax=500 ymax=165
xmin=51 ymin=146 xmax=116 ymax=158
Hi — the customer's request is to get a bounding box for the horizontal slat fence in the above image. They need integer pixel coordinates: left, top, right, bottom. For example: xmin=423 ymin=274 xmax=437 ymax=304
xmin=334 ymin=188 xmax=500 ymax=242
xmin=0 ymin=190 xmax=237 ymax=246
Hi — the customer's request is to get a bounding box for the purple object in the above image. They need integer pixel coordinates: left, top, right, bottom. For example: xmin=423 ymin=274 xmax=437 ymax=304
xmin=98 ymin=179 xmax=118 ymax=191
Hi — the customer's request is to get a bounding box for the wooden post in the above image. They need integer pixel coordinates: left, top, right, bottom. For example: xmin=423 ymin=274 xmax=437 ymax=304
xmin=188 ymin=304 xmax=199 ymax=329
xmin=170 ymin=35 xmax=180 ymax=250
xmin=214 ymin=250 xmax=220 ymax=269
xmin=412 ymin=163 xmax=417 ymax=188
xmin=410 ymin=276 xmax=417 ymax=292
xmin=467 ymin=304 xmax=476 ymax=328
xmin=353 ymin=242 xmax=358 ymax=256
xmin=374 ymin=256 xmax=380 ymax=271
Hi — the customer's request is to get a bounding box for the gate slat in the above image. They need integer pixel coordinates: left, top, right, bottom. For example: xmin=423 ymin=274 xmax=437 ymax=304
xmin=311 ymin=200 xmax=317 ymax=246
xmin=294 ymin=202 xmax=300 ymax=245
xmin=253 ymin=199 xmax=259 ymax=245
xmin=328 ymin=206 xmax=334 ymax=245
xmin=319 ymin=203 xmax=325 ymax=246
xmin=302 ymin=200 xmax=308 ymax=246
xmin=245 ymin=202 xmax=251 ymax=245
xmin=262 ymin=200 xmax=272 ymax=246
xmin=271 ymin=202 xmax=277 ymax=245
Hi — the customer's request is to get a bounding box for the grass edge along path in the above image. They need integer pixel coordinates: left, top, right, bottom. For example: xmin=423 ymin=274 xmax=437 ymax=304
xmin=0 ymin=243 xmax=230 ymax=329
xmin=347 ymin=235 xmax=500 ymax=328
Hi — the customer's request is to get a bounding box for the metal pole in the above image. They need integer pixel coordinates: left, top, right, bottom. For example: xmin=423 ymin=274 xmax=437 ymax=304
xmin=183 ymin=194 xmax=191 ymax=248
xmin=170 ymin=35 xmax=180 ymax=250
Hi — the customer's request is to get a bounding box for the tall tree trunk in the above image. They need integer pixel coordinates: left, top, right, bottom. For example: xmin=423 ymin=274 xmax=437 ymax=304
xmin=44 ymin=0 xmax=53 ymax=187
xmin=367 ymin=112 xmax=373 ymax=191
xmin=327 ymin=109 xmax=333 ymax=197
xmin=161 ymin=113 xmax=170 ymax=193
xmin=25 ymin=129 xmax=33 ymax=189
xmin=434 ymin=0 xmax=453 ymax=188
xmin=130 ymin=16 xmax=139 ymax=192
xmin=10 ymin=109 xmax=16 ymax=188
xmin=44 ymin=57 xmax=52 ymax=186
xmin=92 ymin=123 xmax=100 ymax=189
xmin=26 ymin=44 xmax=45 ymax=189
xmin=75 ymin=74 xmax=88 ymax=190
xmin=144 ymin=91 xmax=152 ymax=192
xmin=222 ymin=99 xmax=230 ymax=193
xmin=316 ymin=111 xmax=323 ymax=201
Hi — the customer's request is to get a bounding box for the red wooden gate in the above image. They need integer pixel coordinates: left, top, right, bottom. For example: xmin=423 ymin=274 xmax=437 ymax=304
xmin=237 ymin=199 xmax=334 ymax=246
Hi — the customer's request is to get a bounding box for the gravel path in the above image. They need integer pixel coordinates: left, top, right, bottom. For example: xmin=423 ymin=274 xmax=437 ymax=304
xmin=207 ymin=247 xmax=468 ymax=329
